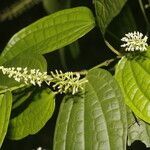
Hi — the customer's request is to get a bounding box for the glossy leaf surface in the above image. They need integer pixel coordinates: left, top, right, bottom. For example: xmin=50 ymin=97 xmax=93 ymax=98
xmin=54 ymin=68 xmax=127 ymax=150
xmin=115 ymin=47 xmax=150 ymax=123
xmin=1 ymin=7 xmax=95 ymax=63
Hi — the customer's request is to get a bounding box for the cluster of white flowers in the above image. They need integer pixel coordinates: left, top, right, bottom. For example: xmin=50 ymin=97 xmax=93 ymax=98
xmin=0 ymin=66 xmax=87 ymax=95
xmin=50 ymin=70 xmax=87 ymax=95
xmin=121 ymin=31 xmax=148 ymax=51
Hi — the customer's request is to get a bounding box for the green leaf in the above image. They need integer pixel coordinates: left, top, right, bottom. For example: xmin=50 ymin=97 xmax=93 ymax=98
xmin=1 ymin=7 xmax=95 ymax=63
xmin=0 ymin=53 xmax=47 ymax=88
xmin=127 ymin=107 xmax=150 ymax=147
xmin=4 ymin=53 xmax=47 ymax=71
xmin=115 ymin=47 xmax=150 ymax=123
xmin=0 ymin=92 xmax=12 ymax=148
xmin=7 ymin=88 xmax=55 ymax=140
xmin=54 ymin=68 xmax=127 ymax=150
xmin=95 ymin=0 xmax=127 ymax=34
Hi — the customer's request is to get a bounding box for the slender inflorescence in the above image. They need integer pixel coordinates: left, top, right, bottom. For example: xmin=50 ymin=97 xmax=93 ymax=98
xmin=0 ymin=66 xmax=87 ymax=95
xmin=0 ymin=66 xmax=48 ymax=86
xmin=50 ymin=70 xmax=87 ymax=95
xmin=121 ymin=31 xmax=148 ymax=51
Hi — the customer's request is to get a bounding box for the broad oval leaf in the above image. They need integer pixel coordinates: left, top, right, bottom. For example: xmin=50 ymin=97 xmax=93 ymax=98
xmin=127 ymin=107 xmax=150 ymax=147
xmin=54 ymin=68 xmax=127 ymax=150
xmin=3 ymin=53 xmax=47 ymax=71
xmin=7 ymin=88 xmax=55 ymax=140
xmin=115 ymin=47 xmax=150 ymax=123
xmin=95 ymin=0 xmax=127 ymax=34
xmin=0 ymin=92 xmax=12 ymax=148
xmin=1 ymin=7 xmax=95 ymax=63
xmin=0 ymin=53 xmax=47 ymax=89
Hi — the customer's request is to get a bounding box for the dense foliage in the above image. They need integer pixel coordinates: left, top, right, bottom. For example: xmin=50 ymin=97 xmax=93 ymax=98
xmin=0 ymin=0 xmax=149 ymax=149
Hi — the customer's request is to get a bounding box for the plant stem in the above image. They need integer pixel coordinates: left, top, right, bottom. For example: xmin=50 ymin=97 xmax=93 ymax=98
xmin=89 ymin=58 xmax=119 ymax=71
xmin=139 ymin=0 xmax=149 ymax=24
xmin=78 ymin=70 xmax=88 ymax=75
xmin=138 ymin=0 xmax=150 ymax=33
xmin=105 ymin=40 xmax=122 ymax=56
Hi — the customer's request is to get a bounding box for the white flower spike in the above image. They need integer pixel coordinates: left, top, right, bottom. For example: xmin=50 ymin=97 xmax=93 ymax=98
xmin=0 ymin=66 xmax=48 ymax=87
xmin=0 ymin=66 xmax=87 ymax=95
xmin=121 ymin=31 xmax=148 ymax=51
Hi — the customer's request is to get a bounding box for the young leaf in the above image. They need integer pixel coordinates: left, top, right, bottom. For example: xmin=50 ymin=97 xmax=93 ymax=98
xmin=95 ymin=0 xmax=127 ymax=34
xmin=115 ymin=47 xmax=150 ymax=123
xmin=7 ymin=88 xmax=55 ymax=140
xmin=0 ymin=92 xmax=12 ymax=148
xmin=54 ymin=68 xmax=127 ymax=150
xmin=1 ymin=7 xmax=95 ymax=63
xmin=127 ymin=107 xmax=150 ymax=147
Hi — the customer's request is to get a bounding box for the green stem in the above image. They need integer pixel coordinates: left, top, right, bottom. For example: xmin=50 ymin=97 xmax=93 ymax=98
xmin=78 ymin=70 xmax=88 ymax=75
xmin=105 ymin=40 xmax=122 ymax=56
xmin=90 ymin=58 xmax=115 ymax=71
